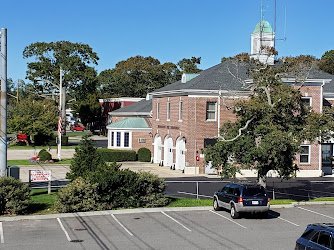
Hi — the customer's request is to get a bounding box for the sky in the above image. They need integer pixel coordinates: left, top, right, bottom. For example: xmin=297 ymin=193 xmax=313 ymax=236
xmin=2 ymin=0 xmax=334 ymax=82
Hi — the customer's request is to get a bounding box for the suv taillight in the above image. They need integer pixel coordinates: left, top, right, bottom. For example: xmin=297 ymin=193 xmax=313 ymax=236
xmin=238 ymin=197 xmax=243 ymax=203
xmin=268 ymin=198 xmax=270 ymax=203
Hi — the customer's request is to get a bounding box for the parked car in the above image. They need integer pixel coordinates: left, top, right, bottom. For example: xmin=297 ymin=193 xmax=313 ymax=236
xmin=70 ymin=124 xmax=86 ymax=132
xmin=295 ymin=223 xmax=334 ymax=250
xmin=213 ymin=183 xmax=270 ymax=219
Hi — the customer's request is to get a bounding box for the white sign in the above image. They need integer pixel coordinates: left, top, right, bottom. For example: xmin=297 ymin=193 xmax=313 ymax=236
xmin=30 ymin=170 xmax=51 ymax=182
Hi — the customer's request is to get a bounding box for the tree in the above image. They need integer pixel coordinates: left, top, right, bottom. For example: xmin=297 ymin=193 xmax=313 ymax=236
xmin=71 ymin=93 xmax=101 ymax=129
xmin=8 ymin=97 xmax=58 ymax=143
xmin=66 ymin=136 xmax=107 ymax=180
xmin=23 ymin=41 xmax=99 ymax=133
xmin=205 ymin=53 xmax=331 ymax=187
xmin=99 ymin=56 xmax=181 ymax=98
xmin=177 ymin=56 xmax=202 ymax=73
xmin=319 ymin=50 xmax=334 ymax=75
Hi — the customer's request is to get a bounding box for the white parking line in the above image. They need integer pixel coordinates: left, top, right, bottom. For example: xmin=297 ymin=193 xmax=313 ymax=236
xmin=209 ymin=210 xmax=246 ymax=229
xmin=0 ymin=222 xmax=4 ymax=243
xmin=298 ymin=207 xmax=334 ymax=220
xmin=161 ymin=211 xmax=192 ymax=232
xmin=177 ymin=191 xmax=212 ymax=199
xmin=268 ymin=213 xmax=299 ymax=227
xmin=111 ymin=214 xmax=134 ymax=236
xmin=57 ymin=218 xmax=72 ymax=242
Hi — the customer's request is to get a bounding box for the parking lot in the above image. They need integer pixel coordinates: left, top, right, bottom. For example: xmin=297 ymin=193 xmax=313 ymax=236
xmin=1 ymin=204 xmax=334 ymax=249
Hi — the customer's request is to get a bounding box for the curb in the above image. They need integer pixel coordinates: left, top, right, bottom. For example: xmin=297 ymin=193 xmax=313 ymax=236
xmin=1 ymin=201 xmax=334 ymax=222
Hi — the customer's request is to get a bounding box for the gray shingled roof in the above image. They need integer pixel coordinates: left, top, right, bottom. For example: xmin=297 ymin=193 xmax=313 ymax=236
xmin=109 ymin=99 xmax=152 ymax=116
xmin=152 ymin=61 xmax=251 ymax=93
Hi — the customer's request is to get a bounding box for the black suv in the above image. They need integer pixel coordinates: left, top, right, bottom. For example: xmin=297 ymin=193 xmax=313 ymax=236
xmin=295 ymin=223 xmax=334 ymax=250
xmin=213 ymin=183 xmax=270 ymax=219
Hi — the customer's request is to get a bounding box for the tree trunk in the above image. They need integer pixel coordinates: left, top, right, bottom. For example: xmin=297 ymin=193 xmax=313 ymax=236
xmin=257 ymin=174 xmax=267 ymax=188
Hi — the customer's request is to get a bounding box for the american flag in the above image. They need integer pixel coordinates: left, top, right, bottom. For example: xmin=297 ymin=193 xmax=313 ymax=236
xmin=57 ymin=116 xmax=62 ymax=136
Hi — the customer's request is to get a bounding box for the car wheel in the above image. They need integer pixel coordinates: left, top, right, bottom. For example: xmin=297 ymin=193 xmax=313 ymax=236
xmin=213 ymin=198 xmax=221 ymax=211
xmin=230 ymin=204 xmax=240 ymax=219
xmin=73 ymin=129 xmax=76 ymax=132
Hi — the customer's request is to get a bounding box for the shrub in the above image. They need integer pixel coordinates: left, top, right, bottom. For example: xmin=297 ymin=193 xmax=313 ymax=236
xmin=138 ymin=148 xmax=151 ymax=162
xmin=38 ymin=149 xmax=52 ymax=161
xmin=97 ymin=148 xmax=137 ymax=162
xmin=0 ymin=177 xmax=31 ymax=215
xmin=87 ymin=163 xmax=169 ymax=209
xmin=133 ymin=171 xmax=170 ymax=207
xmin=54 ymin=177 xmax=103 ymax=213
xmin=67 ymin=136 xmax=107 ymax=180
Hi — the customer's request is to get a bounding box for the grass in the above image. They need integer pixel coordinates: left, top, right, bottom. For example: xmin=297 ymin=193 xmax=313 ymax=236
xmin=166 ymin=197 xmax=212 ymax=207
xmin=67 ymin=131 xmax=92 ymax=137
xmin=14 ymin=191 xmax=334 ymax=216
xmin=7 ymin=159 xmax=72 ymax=165
xmin=29 ymin=188 xmax=59 ymax=214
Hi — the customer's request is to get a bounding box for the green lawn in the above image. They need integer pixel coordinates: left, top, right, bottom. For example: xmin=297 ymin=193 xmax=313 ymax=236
xmin=19 ymin=191 xmax=334 ymax=215
xmin=7 ymin=159 xmax=72 ymax=165
xmin=29 ymin=189 xmax=59 ymax=214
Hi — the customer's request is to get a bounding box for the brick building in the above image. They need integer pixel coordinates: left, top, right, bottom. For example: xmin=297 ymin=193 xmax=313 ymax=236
xmin=107 ymin=20 xmax=334 ymax=177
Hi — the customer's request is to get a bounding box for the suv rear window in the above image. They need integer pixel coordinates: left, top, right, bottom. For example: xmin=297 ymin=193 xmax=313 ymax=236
xmin=243 ymin=186 xmax=266 ymax=197
xmin=301 ymin=228 xmax=315 ymax=240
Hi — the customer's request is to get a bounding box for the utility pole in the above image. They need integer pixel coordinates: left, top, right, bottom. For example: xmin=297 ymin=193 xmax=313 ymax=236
xmin=0 ymin=28 xmax=7 ymax=177
xmin=57 ymin=68 xmax=62 ymax=161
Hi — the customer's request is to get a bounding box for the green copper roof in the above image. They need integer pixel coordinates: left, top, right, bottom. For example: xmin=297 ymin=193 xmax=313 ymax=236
xmin=253 ymin=20 xmax=274 ymax=34
xmin=107 ymin=117 xmax=149 ymax=129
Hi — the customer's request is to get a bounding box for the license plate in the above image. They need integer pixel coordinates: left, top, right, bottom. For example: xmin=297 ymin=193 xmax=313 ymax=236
xmin=252 ymin=201 xmax=259 ymax=205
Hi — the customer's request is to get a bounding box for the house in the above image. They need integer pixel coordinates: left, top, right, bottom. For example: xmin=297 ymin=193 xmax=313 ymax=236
xmin=107 ymin=20 xmax=334 ymax=177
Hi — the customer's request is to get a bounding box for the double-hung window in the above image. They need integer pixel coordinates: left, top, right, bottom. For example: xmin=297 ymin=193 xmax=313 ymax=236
xmin=300 ymin=145 xmax=310 ymax=164
xmin=156 ymin=102 xmax=160 ymax=120
xmin=206 ymin=102 xmax=217 ymax=121
xmin=179 ymin=101 xmax=183 ymax=121
xmin=167 ymin=101 xmax=171 ymax=120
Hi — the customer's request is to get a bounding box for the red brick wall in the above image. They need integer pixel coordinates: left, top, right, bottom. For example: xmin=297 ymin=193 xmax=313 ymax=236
xmin=152 ymin=96 xmax=240 ymax=173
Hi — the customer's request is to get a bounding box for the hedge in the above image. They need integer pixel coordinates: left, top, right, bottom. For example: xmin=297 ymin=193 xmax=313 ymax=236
xmin=33 ymin=133 xmax=68 ymax=146
xmin=97 ymin=148 xmax=137 ymax=162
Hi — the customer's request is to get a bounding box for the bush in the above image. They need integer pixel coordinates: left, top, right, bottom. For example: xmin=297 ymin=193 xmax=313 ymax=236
xmin=138 ymin=148 xmax=151 ymax=162
xmin=0 ymin=177 xmax=31 ymax=215
xmin=98 ymin=148 xmax=137 ymax=162
xmin=87 ymin=163 xmax=169 ymax=209
xmin=54 ymin=177 xmax=103 ymax=213
xmin=67 ymin=136 xmax=107 ymax=180
xmin=38 ymin=149 xmax=52 ymax=161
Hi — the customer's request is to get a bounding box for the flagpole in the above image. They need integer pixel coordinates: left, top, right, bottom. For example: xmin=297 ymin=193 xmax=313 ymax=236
xmin=57 ymin=68 xmax=62 ymax=161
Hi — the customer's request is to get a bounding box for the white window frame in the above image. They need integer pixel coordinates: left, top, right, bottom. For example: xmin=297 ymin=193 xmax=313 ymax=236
xmin=179 ymin=101 xmax=183 ymax=122
xmin=206 ymin=101 xmax=217 ymax=121
xmin=300 ymin=145 xmax=310 ymax=164
xmin=156 ymin=102 xmax=160 ymax=121
xmin=301 ymin=97 xmax=312 ymax=108
xmin=167 ymin=101 xmax=171 ymax=121
xmin=110 ymin=130 xmax=132 ymax=149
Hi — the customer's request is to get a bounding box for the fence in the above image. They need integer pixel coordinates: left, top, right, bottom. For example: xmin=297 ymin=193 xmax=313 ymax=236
xmin=164 ymin=180 xmax=334 ymax=201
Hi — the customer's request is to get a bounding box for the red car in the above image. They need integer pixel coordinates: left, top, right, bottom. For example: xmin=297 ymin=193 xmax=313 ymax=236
xmin=70 ymin=125 xmax=86 ymax=132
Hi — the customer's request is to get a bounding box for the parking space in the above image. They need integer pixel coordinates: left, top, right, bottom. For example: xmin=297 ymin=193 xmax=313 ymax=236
xmin=1 ymin=205 xmax=334 ymax=249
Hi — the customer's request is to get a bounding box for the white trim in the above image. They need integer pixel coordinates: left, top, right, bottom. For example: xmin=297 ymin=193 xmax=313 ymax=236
xmin=178 ymin=100 xmax=183 ymax=122
xmin=156 ymin=102 xmax=160 ymax=121
xmin=300 ymin=145 xmax=311 ymax=164
xmin=206 ymin=101 xmax=217 ymax=121
xmin=301 ymin=96 xmax=312 ymax=108
xmin=108 ymin=131 xmax=133 ymax=149
xmin=99 ymin=97 xmax=144 ymax=103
